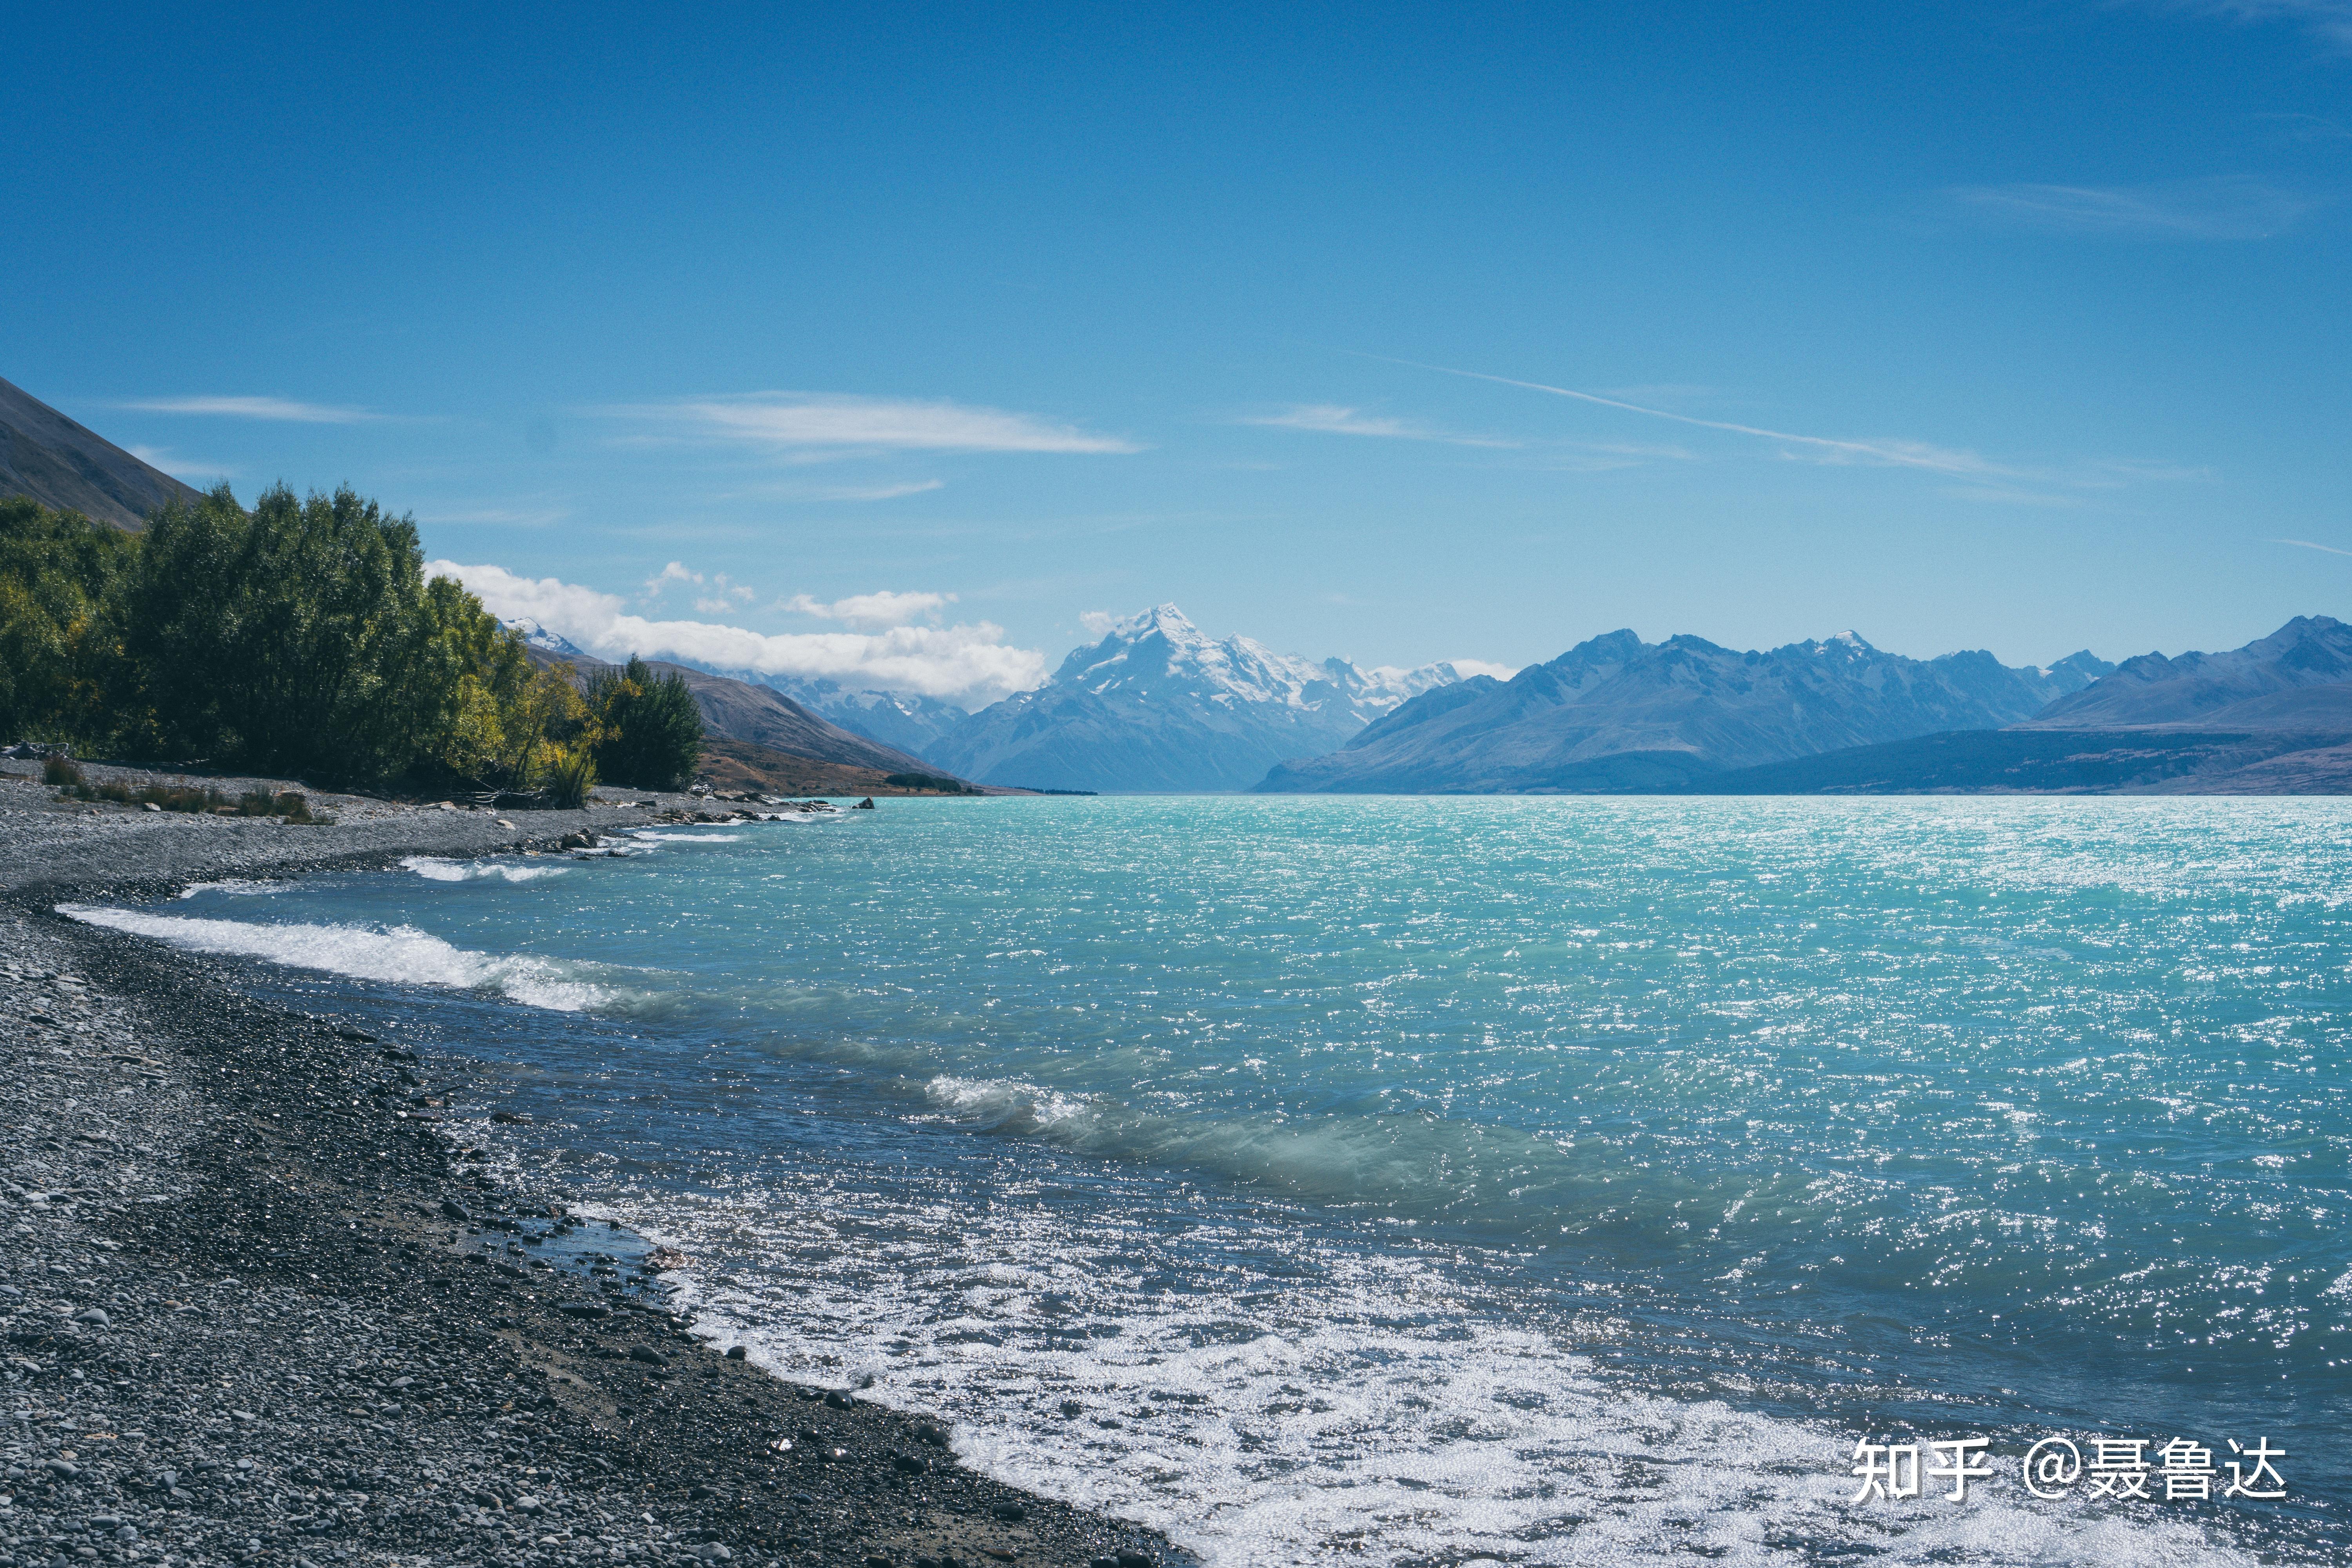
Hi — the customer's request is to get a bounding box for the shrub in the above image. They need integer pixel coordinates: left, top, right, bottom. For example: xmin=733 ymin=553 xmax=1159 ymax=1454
xmin=544 ymin=746 xmax=597 ymax=809
xmin=144 ymin=783 xmax=226 ymax=813
xmin=43 ymin=755 xmax=83 ymax=787
xmin=884 ymin=771 xmax=976 ymax=794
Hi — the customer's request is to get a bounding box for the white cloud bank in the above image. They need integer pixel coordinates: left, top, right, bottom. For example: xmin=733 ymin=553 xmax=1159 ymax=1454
xmin=601 ymin=392 xmax=1140 ymax=455
xmin=782 ymin=590 xmax=954 ymax=627
xmin=432 ymin=561 xmax=1045 ymax=705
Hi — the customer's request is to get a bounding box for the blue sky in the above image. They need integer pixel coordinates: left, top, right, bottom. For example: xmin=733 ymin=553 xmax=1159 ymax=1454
xmin=5 ymin=2 xmax=2348 ymax=703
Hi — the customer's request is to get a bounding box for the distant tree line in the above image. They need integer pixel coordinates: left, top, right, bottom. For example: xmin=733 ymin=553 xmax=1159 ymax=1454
xmin=0 ymin=487 xmax=702 ymax=795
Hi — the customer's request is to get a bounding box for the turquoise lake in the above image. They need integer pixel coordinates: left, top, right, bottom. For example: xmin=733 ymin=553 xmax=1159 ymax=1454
xmin=73 ymin=796 xmax=2352 ymax=1565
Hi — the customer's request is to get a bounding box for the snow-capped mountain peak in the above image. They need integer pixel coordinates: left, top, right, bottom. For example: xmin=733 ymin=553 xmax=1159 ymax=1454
xmin=1059 ymin=604 xmax=1349 ymax=713
xmin=503 ymin=618 xmax=590 ymax=659
xmin=929 ymin=603 xmax=1492 ymax=791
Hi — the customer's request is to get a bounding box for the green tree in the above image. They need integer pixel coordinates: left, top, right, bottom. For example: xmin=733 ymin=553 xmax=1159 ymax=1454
xmin=120 ymin=483 xmax=501 ymax=782
xmin=0 ymin=499 xmax=139 ymax=749
xmin=491 ymin=658 xmax=591 ymax=790
xmin=587 ymin=655 xmax=704 ymax=790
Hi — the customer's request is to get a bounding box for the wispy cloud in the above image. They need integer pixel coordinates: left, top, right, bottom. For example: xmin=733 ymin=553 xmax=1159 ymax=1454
xmin=116 ymin=395 xmax=390 ymax=423
xmin=2151 ymin=1 xmax=2352 ymax=54
xmin=417 ymin=505 xmax=569 ymax=527
xmin=127 ymin=445 xmax=236 ymax=479
xmin=800 ymin=479 xmax=946 ymax=502
xmin=1939 ymin=485 xmax=2093 ymax=508
xmin=1521 ymin=440 xmax=1704 ymax=473
xmin=602 ymin=393 xmax=1140 ymax=456
xmin=2259 ymin=110 xmax=2352 ymax=140
xmin=1945 ymin=176 xmax=2322 ymax=240
xmin=1241 ymin=404 xmax=1519 ymax=448
xmin=433 ymin=561 xmax=1043 ymax=704
xmin=2275 ymin=536 xmax=2352 ymax=557
xmin=782 ymin=590 xmax=954 ymax=628
xmin=1598 ymin=384 xmax=1718 ymax=403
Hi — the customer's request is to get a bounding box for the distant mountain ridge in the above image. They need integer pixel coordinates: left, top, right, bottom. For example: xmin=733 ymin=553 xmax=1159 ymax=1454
xmin=517 ymin=636 xmax=944 ymax=778
xmin=0 ymin=375 xmax=206 ymax=529
xmin=927 ymin=603 xmax=1479 ymax=791
xmin=1259 ymin=628 xmax=2113 ymax=794
xmin=1696 ymin=615 xmax=2352 ymax=795
xmin=2022 ymin=615 xmax=2352 ymax=730
xmin=704 ymin=669 xmax=971 ymax=763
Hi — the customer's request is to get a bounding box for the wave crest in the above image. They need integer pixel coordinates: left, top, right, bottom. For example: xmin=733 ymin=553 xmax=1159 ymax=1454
xmin=399 ymin=855 xmax=570 ymax=883
xmin=58 ymin=905 xmax=634 ymax=1013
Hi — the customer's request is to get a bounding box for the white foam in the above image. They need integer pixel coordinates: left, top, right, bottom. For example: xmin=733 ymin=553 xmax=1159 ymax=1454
xmin=920 ymin=1074 xmax=1577 ymax=1209
xmin=57 ymin=905 xmax=631 ymax=1013
xmin=177 ymin=878 xmax=289 ymax=898
xmin=615 ymin=1181 xmax=2272 ymax=1568
xmin=626 ymin=831 xmax=744 ymax=843
xmin=398 ymin=855 xmax=570 ymax=883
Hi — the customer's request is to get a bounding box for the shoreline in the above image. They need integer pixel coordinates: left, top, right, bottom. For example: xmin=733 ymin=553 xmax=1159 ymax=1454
xmin=0 ymin=786 xmax=1182 ymax=1568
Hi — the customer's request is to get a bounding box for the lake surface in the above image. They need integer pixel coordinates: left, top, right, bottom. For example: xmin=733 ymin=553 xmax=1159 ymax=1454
xmin=72 ymin=796 xmax=2352 ymax=1565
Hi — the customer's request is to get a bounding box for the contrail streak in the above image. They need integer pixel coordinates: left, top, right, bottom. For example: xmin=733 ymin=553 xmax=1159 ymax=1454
xmin=1355 ymin=352 xmax=2008 ymax=477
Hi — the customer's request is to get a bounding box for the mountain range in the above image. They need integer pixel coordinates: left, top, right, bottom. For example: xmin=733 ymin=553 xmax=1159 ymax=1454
xmin=923 ymin=604 xmax=1479 ymax=791
xmin=9 ymin=375 xmax=2350 ymax=797
xmin=1259 ymin=630 xmax=2113 ymax=793
xmin=1700 ymin=615 xmax=2352 ymax=795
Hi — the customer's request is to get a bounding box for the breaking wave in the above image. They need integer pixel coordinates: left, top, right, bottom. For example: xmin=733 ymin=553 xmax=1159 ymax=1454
xmin=399 ymin=855 xmax=570 ymax=883
xmin=177 ymin=878 xmax=289 ymax=898
xmin=57 ymin=905 xmax=637 ymax=1013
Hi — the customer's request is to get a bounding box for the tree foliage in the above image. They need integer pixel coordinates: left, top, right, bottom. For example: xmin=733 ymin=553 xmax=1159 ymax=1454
xmin=0 ymin=487 xmax=701 ymax=794
xmin=586 ymin=655 xmax=704 ymax=790
xmin=120 ymin=484 xmax=510 ymax=780
xmin=0 ymin=498 xmax=138 ymax=750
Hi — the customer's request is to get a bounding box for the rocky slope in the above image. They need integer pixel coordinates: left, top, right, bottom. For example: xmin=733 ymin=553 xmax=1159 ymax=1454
xmin=1258 ymin=630 xmax=2111 ymax=794
xmin=1 ymin=374 xmax=206 ymax=529
xmin=927 ymin=604 xmax=1474 ymax=792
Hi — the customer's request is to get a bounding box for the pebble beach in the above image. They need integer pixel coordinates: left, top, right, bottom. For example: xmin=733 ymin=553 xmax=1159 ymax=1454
xmin=0 ymin=771 xmax=1178 ymax=1568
